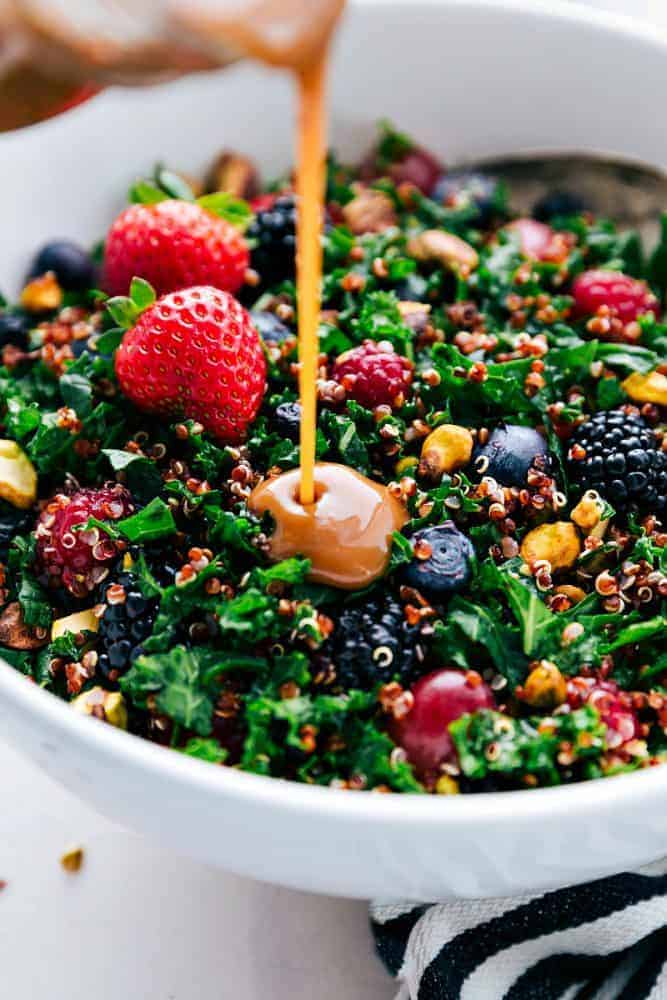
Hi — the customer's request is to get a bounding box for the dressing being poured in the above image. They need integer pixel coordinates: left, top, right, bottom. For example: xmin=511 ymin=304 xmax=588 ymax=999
xmin=242 ymin=18 xmax=406 ymax=587
xmin=1 ymin=0 xmax=404 ymax=588
xmin=242 ymin=6 xmax=406 ymax=587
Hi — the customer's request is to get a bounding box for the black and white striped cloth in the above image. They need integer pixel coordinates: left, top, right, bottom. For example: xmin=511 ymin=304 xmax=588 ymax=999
xmin=371 ymin=861 xmax=667 ymax=999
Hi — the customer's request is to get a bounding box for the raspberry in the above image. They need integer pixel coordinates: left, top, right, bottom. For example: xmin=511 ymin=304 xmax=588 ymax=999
xmin=566 ymin=677 xmax=640 ymax=751
xmin=250 ymin=192 xmax=281 ymax=214
xmin=35 ymin=486 xmax=133 ymax=597
xmin=388 ymin=149 xmax=442 ymax=195
xmin=332 ymin=339 xmax=413 ymax=409
xmin=360 ymin=139 xmax=442 ymax=194
xmin=571 ymin=269 xmax=660 ymax=324
xmin=115 ymin=285 xmax=266 ymax=444
xmin=103 ymin=200 xmax=249 ymax=298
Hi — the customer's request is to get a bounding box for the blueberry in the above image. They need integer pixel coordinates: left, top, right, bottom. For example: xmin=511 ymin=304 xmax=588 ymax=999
xmin=251 ymin=310 xmax=292 ymax=343
xmin=532 ymin=190 xmax=589 ymax=222
xmin=431 ymin=171 xmax=502 ymax=227
xmin=473 ymin=425 xmax=550 ymax=487
xmin=29 ymin=241 xmax=96 ymax=292
xmin=0 ymin=312 xmax=29 ymax=350
xmin=275 ymin=401 xmax=301 ymax=441
xmin=394 ymin=273 xmax=430 ymax=303
xmin=401 ymin=522 xmax=475 ymax=599
xmin=70 ymin=336 xmax=95 ymax=359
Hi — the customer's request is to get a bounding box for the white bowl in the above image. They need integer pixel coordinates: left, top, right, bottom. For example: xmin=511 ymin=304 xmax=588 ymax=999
xmin=0 ymin=0 xmax=666 ymax=901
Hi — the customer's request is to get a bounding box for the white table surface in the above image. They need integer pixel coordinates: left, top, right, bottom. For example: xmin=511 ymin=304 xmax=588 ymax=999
xmin=0 ymin=738 xmax=393 ymax=999
xmin=0 ymin=3 xmax=661 ymax=998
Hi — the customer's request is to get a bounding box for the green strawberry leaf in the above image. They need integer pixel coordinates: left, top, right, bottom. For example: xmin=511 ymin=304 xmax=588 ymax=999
xmin=154 ymin=166 xmax=196 ymax=202
xmin=129 ymin=277 xmax=156 ymax=311
xmin=129 ymin=179 xmax=168 ymax=205
xmin=197 ymin=192 xmax=253 ymax=230
xmin=94 ymin=327 xmax=124 ymax=354
xmin=106 ymin=279 xmax=154 ymax=329
xmin=105 ymin=295 xmax=141 ymax=330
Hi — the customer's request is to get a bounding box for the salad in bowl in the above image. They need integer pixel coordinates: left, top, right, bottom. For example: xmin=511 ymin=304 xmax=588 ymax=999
xmin=0 ymin=121 xmax=665 ymax=800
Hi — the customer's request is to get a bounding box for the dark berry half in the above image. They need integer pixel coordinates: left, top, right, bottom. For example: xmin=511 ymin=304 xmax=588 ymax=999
xmin=473 ymin=425 xmax=550 ymax=487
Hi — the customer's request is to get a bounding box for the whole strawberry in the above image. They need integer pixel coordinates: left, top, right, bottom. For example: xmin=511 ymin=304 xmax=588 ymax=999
xmin=333 ymin=339 xmax=413 ymax=409
xmin=115 ymin=285 xmax=266 ymax=443
xmin=36 ymin=485 xmax=133 ymax=597
xmin=103 ymin=200 xmax=249 ymax=298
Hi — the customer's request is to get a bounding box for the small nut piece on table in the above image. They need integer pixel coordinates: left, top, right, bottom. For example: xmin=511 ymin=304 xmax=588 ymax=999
xmin=420 ymin=424 xmax=473 ymax=479
xmin=60 ymin=846 xmax=84 ymax=873
xmin=520 ymin=522 xmax=581 ymax=572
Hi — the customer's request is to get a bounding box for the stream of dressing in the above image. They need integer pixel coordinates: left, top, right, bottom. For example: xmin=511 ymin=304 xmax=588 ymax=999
xmin=248 ymin=43 xmax=408 ymax=587
xmin=294 ymin=57 xmax=326 ymax=505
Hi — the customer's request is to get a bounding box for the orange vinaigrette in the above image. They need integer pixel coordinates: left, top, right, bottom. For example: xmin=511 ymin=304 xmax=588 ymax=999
xmin=248 ymin=46 xmax=409 ymax=587
xmin=294 ymin=57 xmax=327 ymax=506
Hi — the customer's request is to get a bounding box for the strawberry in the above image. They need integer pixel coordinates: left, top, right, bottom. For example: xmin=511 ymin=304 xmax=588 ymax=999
xmin=103 ymin=200 xmax=249 ymax=298
xmin=115 ymin=285 xmax=266 ymax=444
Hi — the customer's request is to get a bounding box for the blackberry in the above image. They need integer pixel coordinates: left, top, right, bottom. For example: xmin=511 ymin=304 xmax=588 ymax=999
xmin=324 ymin=593 xmax=426 ymax=691
xmin=567 ymin=408 xmax=667 ymax=514
xmin=533 ymin=189 xmax=589 ymax=222
xmin=247 ymin=195 xmax=297 ymax=286
xmin=97 ymin=572 xmax=157 ymax=680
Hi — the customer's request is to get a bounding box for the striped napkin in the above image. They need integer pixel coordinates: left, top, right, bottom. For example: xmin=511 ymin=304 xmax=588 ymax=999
xmin=371 ymin=861 xmax=667 ymax=999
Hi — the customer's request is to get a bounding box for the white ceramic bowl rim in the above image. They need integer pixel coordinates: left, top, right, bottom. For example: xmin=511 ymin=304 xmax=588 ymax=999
xmin=1 ymin=0 xmax=667 ymax=832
